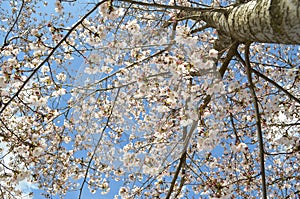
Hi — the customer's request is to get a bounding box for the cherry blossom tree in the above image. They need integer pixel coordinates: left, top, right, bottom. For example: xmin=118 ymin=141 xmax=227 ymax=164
xmin=0 ymin=0 xmax=299 ymax=198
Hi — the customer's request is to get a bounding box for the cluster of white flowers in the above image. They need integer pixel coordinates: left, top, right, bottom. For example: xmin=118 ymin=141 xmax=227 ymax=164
xmin=56 ymin=72 xmax=66 ymax=82
xmin=25 ymin=95 xmax=49 ymax=106
xmin=0 ymin=0 xmax=298 ymax=198
xmin=52 ymin=88 xmax=66 ymax=97
xmin=98 ymin=2 xmax=124 ymax=20
xmin=175 ymin=26 xmax=197 ymax=46
xmin=125 ymin=19 xmax=141 ymax=34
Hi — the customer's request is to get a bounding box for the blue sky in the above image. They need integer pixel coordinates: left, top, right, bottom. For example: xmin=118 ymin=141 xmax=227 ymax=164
xmin=0 ymin=1 xmax=117 ymax=198
xmin=2 ymin=1 xmax=297 ymax=199
xmin=0 ymin=1 xmax=237 ymax=198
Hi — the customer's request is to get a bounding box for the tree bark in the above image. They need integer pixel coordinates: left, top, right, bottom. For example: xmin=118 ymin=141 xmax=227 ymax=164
xmin=200 ymin=0 xmax=300 ymax=49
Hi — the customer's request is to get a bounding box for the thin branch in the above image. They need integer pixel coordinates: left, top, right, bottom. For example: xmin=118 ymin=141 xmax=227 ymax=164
xmin=187 ymin=0 xmax=211 ymax=7
xmin=2 ymin=0 xmax=25 ymax=47
xmin=243 ymin=43 xmax=267 ymax=199
xmin=197 ymin=42 xmax=239 ymax=118
xmin=0 ymin=0 xmax=107 ymax=116
xmin=264 ymin=150 xmax=295 ymax=156
xmin=250 ymin=68 xmax=300 ymax=104
xmin=85 ymin=24 xmax=177 ymax=89
xmin=0 ymin=118 xmax=36 ymax=148
xmin=229 ymin=112 xmax=241 ymax=144
xmin=78 ymin=88 xmax=120 ymax=199
xmin=268 ymin=122 xmax=300 ymax=127
xmin=114 ymin=3 xmax=132 ymax=36
xmin=181 ymin=120 xmax=198 ymax=155
xmin=166 ymin=152 xmax=186 ymax=199
xmin=235 ymin=54 xmax=300 ymax=104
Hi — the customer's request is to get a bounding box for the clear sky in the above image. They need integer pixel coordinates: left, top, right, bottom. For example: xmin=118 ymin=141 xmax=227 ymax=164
xmin=0 ymin=1 xmax=214 ymax=198
xmin=2 ymin=1 xmax=286 ymax=198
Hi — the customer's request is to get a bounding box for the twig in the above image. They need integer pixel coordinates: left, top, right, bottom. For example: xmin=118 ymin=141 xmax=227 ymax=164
xmin=189 ymin=24 xmax=210 ymax=34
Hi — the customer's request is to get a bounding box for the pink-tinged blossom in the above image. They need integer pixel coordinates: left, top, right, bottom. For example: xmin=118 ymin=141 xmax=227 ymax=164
xmin=119 ymin=187 xmax=128 ymax=198
xmin=99 ymin=2 xmax=124 ymax=20
xmin=0 ymin=76 xmax=6 ymax=88
xmin=63 ymin=136 xmax=71 ymax=144
xmin=156 ymin=105 xmax=170 ymax=113
xmin=126 ymin=19 xmax=141 ymax=35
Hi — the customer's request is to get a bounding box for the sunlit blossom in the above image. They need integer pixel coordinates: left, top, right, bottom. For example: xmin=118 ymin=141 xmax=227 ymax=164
xmin=52 ymin=88 xmax=66 ymax=97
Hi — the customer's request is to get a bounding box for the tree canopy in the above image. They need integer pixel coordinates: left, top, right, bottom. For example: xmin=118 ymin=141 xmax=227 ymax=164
xmin=0 ymin=0 xmax=299 ymax=198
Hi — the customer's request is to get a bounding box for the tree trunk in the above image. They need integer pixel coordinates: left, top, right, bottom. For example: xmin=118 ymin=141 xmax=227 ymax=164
xmin=200 ymin=0 xmax=300 ymax=49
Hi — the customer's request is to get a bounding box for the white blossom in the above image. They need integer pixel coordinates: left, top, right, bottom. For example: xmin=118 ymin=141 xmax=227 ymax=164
xmin=209 ymin=49 xmax=218 ymax=59
xmin=56 ymin=72 xmax=67 ymax=82
xmin=52 ymin=88 xmax=66 ymax=97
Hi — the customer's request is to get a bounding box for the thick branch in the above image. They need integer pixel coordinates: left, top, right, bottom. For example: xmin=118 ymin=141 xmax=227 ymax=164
xmin=201 ymin=0 xmax=300 ymax=48
xmin=118 ymin=0 xmax=213 ymax=11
